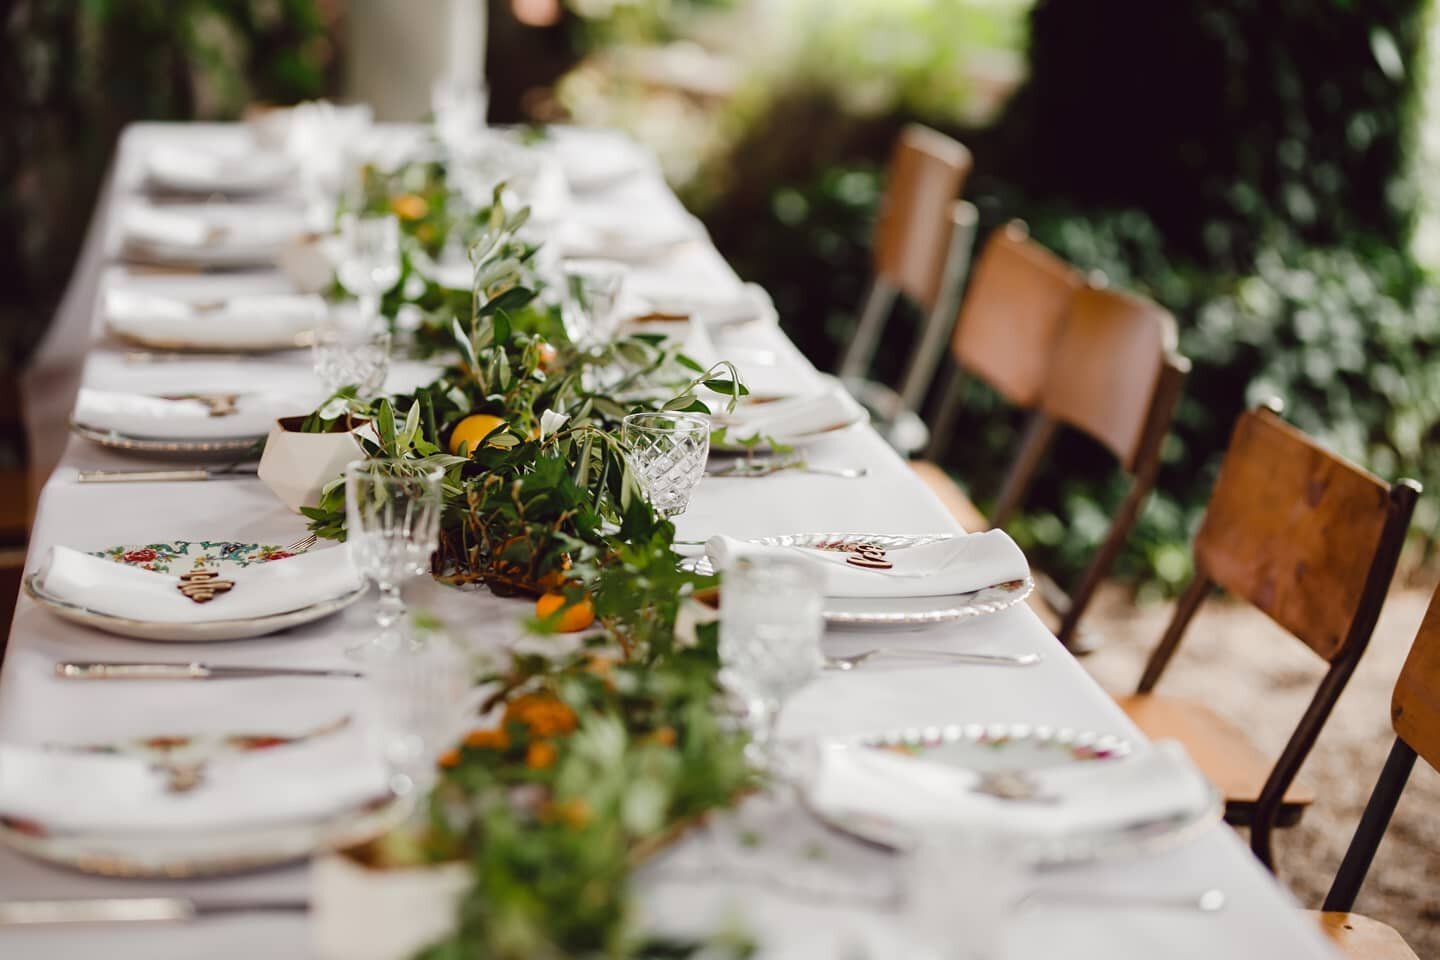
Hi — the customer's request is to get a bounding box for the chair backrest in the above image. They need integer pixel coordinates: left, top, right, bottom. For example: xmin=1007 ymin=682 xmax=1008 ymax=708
xmin=1038 ymin=285 xmax=1177 ymax=474
xmin=1195 ymin=408 xmax=1400 ymax=662
xmin=872 ymin=124 xmax=973 ymax=313
xmin=1392 ymin=589 xmax=1440 ymax=770
xmin=951 ymin=222 xmax=1082 ymax=409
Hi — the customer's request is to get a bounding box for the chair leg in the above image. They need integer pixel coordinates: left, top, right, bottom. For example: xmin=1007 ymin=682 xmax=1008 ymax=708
xmin=1136 ymin=574 xmax=1210 ymax=694
xmin=1057 ymin=477 xmax=1154 ymax=650
xmin=990 ymin=413 xmax=1056 ymax=530
xmin=923 ymin=364 xmax=966 ymax=462
xmin=838 ymin=280 xmax=898 ymax=382
xmin=1322 ymin=738 xmax=1417 ymax=911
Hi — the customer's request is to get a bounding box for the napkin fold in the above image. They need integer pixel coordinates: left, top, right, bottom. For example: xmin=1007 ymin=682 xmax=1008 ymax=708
xmin=105 ymin=290 xmax=326 ymax=350
xmin=146 ymin=143 xmax=292 ymax=194
xmin=706 ymin=530 xmax=1028 ymax=599
xmin=0 ymin=726 xmax=386 ymax=832
xmin=37 ymin=544 xmax=363 ymax=624
xmin=809 ymin=739 xmax=1213 ymax=841
xmin=120 ymin=206 xmax=301 ymax=257
xmin=718 ymin=383 xmax=866 ymax=443
xmin=73 ymin=388 xmax=314 ymax=440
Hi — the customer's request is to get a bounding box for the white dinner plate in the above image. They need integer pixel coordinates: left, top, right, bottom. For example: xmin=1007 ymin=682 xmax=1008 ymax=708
xmin=806 ymin=723 xmax=1222 ymax=866
xmin=70 ymin=420 xmax=266 ymax=460
xmin=25 ymin=538 xmax=364 ymax=642
xmin=146 ymin=145 xmax=295 ymax=196
xmin=0 ymin=793 xmax=405 ymax=879
xmin=688 ymin=532 xmax=1035 ymax=626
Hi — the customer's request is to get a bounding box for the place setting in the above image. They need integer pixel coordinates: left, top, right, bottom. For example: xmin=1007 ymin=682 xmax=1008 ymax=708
xmin=116 ymin=202 xmax=311 ymax=271
xmin=69 ymin=386 xmax=318 ymax=459
xmin=142 ymin=139 xmax=296 ymax=198
xmin=103 ymin=286 xmax=327 ymax=353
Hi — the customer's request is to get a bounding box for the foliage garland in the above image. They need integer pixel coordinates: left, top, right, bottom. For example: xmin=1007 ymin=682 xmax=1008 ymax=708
xmin=301 ymin=175 xmax=757 ymax=957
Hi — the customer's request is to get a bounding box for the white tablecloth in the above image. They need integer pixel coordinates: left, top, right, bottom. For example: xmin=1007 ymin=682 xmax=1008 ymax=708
xmin=6 ymin=123 xmax=1338 ymax=959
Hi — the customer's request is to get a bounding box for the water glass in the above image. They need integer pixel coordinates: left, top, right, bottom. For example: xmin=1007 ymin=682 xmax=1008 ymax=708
xmin=903 ymin=826 xmax=1027 ymax=960
xmin=621 ymin=412 xmax=710 ymax=519
xmin=717 ymin=554 xmax=825 ymax=767
xmin=562 ymin=260 xmax=625 ymax=346
xmin=365 ymin=627 xmax=468 ymax=799
xmin=312 ymin=310 xmax=392 ymax=398
xmin=432 ymin=78 xmax=489 ymax=153
xmin=336 ymin=213 xmax=401 ymax=330
xmin=345 ymin=460 xmax=444 ymax=654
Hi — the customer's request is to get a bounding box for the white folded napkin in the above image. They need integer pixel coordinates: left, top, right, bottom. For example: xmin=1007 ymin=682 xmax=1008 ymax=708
xmin=718 ymin=383 xmax=866 ymax=442
xmin=106 ymin=290 xmax=326 ymax=350
xmin=0 ymin=727 xmax=385 ymax=832
xmin=73 ymin=388 xmax=314 ymax=440
xmin=38 ymin=544 xmax=363 ymax=624
xmin=550 ymin=132 xmax=649 ymax=192
xmin=146 ymin=143 xmax=292 ymax=194
xmin=557 ymin=210 xmax=704 ymax=263
xmin=809 ymin=739 xmax=1213 ymax=841
xmin=706 ymin=530 xmax=1028 ymax=599
xmin=121 ymin=206 xmax=301 ymax=254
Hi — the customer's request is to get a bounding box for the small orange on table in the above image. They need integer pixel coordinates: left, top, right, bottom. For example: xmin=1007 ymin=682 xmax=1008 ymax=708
xmin=448 ymin=413 xmax=508 ymax=455
xmin=535 ymin=592 xmax=596 ymax=632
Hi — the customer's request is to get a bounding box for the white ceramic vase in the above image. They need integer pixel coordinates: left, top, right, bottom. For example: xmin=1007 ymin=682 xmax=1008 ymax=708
xmin=256 ymin=416 xmax=367 ymax=512
xmin=311 ymin=851 xmax=470 ymax=960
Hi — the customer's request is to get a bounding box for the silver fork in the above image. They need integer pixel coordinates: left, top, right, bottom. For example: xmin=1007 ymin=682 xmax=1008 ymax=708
xmin=708 ymin=459 xmax=867 ymax=479
xmin=284 ymin=534 xmax=317 ymax=554
xmin=826 ymin=649 xmax=1041 ymax=670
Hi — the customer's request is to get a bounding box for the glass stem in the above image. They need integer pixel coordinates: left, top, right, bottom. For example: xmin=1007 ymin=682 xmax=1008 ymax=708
xmin=360 ymin=292 xmax=381 ymax=331
xmin=375 ymin=580 xmax=406 ymax=633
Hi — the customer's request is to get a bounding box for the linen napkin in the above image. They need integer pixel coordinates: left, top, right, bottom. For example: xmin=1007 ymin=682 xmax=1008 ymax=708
xmin=73 ymin=388 xmax=313 ymax=440
xmin=120 ymin=206 xmax=300 ymax=256
xmin=706 ymin=530 xmax=1028 ymax=599
xmin=557 ymin=210 xmax=705 ymax=263
xmin=37 ymin=544 xmax=363 ymax=624
xmin=717 ymin=383 xmax=866 ymax=442
xmin=0 ymin=726 xmax=386 ymax=832
xmin=105 ymin=289 xmax=326 ymax=350
xmin=146 ymin=143 xmax=292 ymax=194
xmin=808 ymin=739 xmax=1213 ymax=841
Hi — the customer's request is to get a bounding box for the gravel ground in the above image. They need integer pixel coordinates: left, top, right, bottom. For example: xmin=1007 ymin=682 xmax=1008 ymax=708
xmin=1081 ymin=580 xmax=1440 ymax=955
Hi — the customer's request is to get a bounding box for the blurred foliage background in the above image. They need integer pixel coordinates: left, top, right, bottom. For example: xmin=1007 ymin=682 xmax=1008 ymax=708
xmin=6 ymin=0 xmax=1440 ymax=597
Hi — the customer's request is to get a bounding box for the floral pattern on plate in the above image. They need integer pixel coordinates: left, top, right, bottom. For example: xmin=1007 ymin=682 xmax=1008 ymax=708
xmin=50 ymin=715 xmax=351 ymax=765
xmin=92 ymin=539 xmax=305 ymax=574
xmin=860 ymin=722 xmax=1132 ymax=773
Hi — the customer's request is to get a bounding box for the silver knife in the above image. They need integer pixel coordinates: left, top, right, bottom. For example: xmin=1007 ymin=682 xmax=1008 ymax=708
xmin=76 ymin=466 xmax=258 ymax=484
xmin=0 ymin=897 xmax=308 ymax=926
xmin=55 ymin=662 xmax=363 ymax=680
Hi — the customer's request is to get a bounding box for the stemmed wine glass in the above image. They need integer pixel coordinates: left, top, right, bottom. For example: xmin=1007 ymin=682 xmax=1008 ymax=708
xmin=312 ymin=309 xmax=392 ymax=398
xmin=561 ymin=260 xmax=625 ymax=347
xmin=344 ymin=460 xmax=444 ymax=657
xmin=621 ymin=412 xmax=710 ymax=519
xmin=717 ymin=553 xmax=826 ymax=771
xmin=336 ymin=213 xmax=401 ymax=333
xmin=365 ymin=621 xmax=469 ymax=800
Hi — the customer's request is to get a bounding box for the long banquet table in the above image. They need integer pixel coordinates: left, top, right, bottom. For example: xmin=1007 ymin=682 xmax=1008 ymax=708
xmin=3 ymin=122 xmax=1340 ymax=959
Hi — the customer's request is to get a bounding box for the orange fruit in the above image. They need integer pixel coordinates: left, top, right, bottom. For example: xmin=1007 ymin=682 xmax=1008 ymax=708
xmin=535 ymin=592 xmax=596 ymax=632
xmin=390 ymin=193 xmax=428 ymax=220
xmin=449 ymin=413 xmax=508 ymax=456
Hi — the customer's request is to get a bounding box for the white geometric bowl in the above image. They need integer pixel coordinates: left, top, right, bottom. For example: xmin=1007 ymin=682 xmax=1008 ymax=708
xmin=257 ymin=416 xmax=367 ymax=513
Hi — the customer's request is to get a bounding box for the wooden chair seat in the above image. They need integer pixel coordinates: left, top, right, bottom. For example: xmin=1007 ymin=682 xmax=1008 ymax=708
xmin=1311 ymin=912 xmax=1419 ymax=959
xmin=911 ymin=459 xmax=1062 ymax=631
xmin=1114 ymin=692 xmax=1314 ymax=825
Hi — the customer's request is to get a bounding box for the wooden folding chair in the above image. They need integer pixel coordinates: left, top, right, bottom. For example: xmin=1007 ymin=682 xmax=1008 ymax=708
xmin=838 ymin=124 xmax=973 ymax=437
xmin=1305 ymin=580 xmax=1440 ymax=959
xmin=1116 ymin=405 xmax=1420 ymax=870
xmin=916 ymin=272 xmax=1189 ymax=649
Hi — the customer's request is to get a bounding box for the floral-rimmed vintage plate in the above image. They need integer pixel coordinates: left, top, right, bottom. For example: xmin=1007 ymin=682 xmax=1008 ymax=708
xmin=49 ymin=715 xmax=352 ymax=765
xmin=70 ymin=419 xmax=265 ymax=460
xmin=0 ymin=792 xmax=407 ymax=879
xmin=688 ymin=532 xmax=1035 ymax=626
xmin=24 ymin=540 xmax=365 ymax=643
xmin=805 ymin=723 xmax=1221 ymax=866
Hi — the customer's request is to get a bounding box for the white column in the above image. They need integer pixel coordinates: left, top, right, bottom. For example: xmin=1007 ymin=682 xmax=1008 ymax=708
xmin=344 ymin=0 xmax=488 ymax=121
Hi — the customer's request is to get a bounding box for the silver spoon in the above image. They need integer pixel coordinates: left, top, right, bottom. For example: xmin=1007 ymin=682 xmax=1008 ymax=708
xmin=826 ymin=649 xmax=1042 ymax=670
xmin=1025 ymin=888 xmax=1226 ymax=913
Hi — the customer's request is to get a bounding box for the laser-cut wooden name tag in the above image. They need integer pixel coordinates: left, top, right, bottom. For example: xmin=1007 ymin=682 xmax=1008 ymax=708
xmin=177 ymin=569 xmax=234 ymax=604
xmin=845 ymin=543 xmax=893 ymax=570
